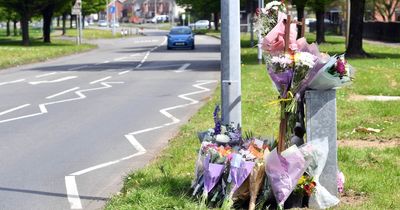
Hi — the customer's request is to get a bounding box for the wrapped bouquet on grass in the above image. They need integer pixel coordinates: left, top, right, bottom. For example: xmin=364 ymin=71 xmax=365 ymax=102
xmin=265 ymin=146 xmax=307 ymax=209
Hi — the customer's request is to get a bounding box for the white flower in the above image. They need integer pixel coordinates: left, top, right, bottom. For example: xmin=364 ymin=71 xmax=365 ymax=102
xmin=215 ymin=134 xmax=230 ymax=143
xmin=294 ymin=52 xmax=316 ymax=69
xmin=265 ymin=1 xmax=282 ymax=11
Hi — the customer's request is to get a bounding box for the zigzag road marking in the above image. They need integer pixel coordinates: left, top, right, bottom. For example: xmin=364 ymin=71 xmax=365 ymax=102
xmin=64 ymin=80 xmax=217 ymax=209
xmin=0 ymin=82 xmax=123 ymax=124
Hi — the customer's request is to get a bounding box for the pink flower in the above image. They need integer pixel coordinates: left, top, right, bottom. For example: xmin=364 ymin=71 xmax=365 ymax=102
xmin=337 ymin=171 xmax=345 ymax=193
xmin=336 ymin=59 xmax=346 ymax=76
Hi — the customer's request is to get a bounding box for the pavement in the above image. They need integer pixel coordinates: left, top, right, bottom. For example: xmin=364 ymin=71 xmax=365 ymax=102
xmin=0 ymin=29 xmax=220 ymax=209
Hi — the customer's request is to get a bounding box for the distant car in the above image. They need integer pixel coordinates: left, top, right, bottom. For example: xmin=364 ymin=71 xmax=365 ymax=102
xmin=151 ymin=15 xmax=169 ymax=23
xmin=167 ymin=26 xmax=195 ymax=50
xmin=109 ymin=21 xmax=120 ymax=28
xmin=98 ymin=20 xmax=108 ymax=27
xmin=190 ymin=20 xmax=210 ymax=30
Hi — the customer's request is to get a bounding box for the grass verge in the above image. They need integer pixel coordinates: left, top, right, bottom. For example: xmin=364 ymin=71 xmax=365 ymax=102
xmin=105 ymin=34 xmax=400 ymax=209
xmin=62 ymin=28 xmax=127 ymax=39
xmin=0 ymin=28 xmax=96 ymax=70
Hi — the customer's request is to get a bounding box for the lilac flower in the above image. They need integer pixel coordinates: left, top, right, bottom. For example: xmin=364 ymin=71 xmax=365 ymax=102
xmin=213 ymin=105 xmax=221 ymax=135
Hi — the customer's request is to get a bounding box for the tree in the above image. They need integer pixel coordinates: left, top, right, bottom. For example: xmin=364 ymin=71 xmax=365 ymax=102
xmin=0 ymin=0 xmax=46 ymax=45
xmin=176 ymin=0 xmax=220 ymax=30
xmin=291 ymin=0 xmax=308 ymax=38
xmin=346 ymin=0 xmax=368 ymax=57
xmin=81 ymin=0 xmax=106 ymax=28
xmin=41 ymin=0 xmax=71 ymax=43
xmin=374 ymin=0 xmax=400 ymax=21
xmin=307 ymin=0 xmax=334 ymax=44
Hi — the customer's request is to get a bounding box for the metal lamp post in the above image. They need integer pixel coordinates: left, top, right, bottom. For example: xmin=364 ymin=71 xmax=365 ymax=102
xmin=221 ymin=0 xmax=241 ymax=126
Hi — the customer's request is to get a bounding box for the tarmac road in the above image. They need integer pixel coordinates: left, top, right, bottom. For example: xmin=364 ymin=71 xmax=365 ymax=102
xmin=0 ymin=30 xmax=220 ymax=210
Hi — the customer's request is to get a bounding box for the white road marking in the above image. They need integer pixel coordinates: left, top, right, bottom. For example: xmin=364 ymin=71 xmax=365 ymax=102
xmin=36 ymin=72 xmax=57 ymax=78
xmin=0 ymin=82 xmax=123 ymax=124
xmin=103 ymin=61 xmax=110 ymax=64
xmin=65 ymin=176 xmax=82 ymax=209
xmin=64 ymin=79 xmax=216 ymax=210
xmin=0 ymin=104 xmax=31 ymax=116
xmin=118 ymin=70 xmax=131 ymax=75
xmin=89 ymin=76 xmax=112 ymax=84
xmin=113 ymin=57 xmax=128 ymax=61
xmin=174 ymin=63 xmax=191 ymax=73
xmin=0 ymin=79 xmax=26 ymax=86
xmin=68 ymin=65 xmax=88 ymax=71
xmin=133 ymin=39 xmax=159 ymax=43
xmin=29 ymin=76 xmax=77 ymax=85
xmin=141 ymin=51 xmax=150 ymax=64
xmin=46 ymin=87 xmax=80 ymax=99
xmin=130 ymin=53 xmax=140 ymax=57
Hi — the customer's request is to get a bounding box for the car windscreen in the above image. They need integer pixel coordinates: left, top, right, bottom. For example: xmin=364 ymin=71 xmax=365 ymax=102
xmin=170 ymin=28 xmax=192 ymax=35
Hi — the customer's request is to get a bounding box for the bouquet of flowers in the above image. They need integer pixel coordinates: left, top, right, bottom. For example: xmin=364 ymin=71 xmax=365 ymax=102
xmin=254 ymin=1 xmax=286 ymax=37
xmin=257 ymin=0 xmax=354 ymax=152
xmin=293 ymin=174 xmax=316 ymax=197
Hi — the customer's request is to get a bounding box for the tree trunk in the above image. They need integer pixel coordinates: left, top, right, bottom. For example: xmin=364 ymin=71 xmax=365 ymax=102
xmin=62 ymin=12 xmax=67 ymax=35
xmin=346 ymin=0 xmax=368 ymax=57
xmin=43 ymin=5 xmax=54 ymax=43
xmin=213 ymin=12 xmax=219 ymax=31
xmin=82 ymin=15 xmax=86 ymax=29
xmin=57 ymin=17 xmax=60 ymax=27
xmin=13 ymin=20 xmax=18 ymax=36
xmin=6 ymin=20 xmax=10 ymax=36
xmin=70 ymin=14 xmax=73 ymax=28
xmin=20 ymin=14 xmax=30 ymax=46
xmin=316 ymin=9 xmax=325 ymax=44
xmin=296 ymin=4 xmax=305 ymax=38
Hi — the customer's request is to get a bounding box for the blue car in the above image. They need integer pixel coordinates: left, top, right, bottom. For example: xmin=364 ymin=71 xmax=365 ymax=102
xmin=167 ymin=26 xmax=195 ymax=50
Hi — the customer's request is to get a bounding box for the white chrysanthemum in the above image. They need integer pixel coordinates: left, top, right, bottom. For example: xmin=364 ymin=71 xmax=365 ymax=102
xmin=294 ymin=52 xmax=316 ymax=68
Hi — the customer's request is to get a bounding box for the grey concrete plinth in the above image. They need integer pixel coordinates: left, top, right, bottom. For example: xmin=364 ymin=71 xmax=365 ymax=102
xmin=305 ymin=90 xmax=338 ymax=197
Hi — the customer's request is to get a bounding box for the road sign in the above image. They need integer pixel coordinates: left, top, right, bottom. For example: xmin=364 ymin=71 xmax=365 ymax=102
xmin=71 ymin=7 xmax=81 ymax=15
xmin=109 ymin=6 xmax=116 ymax=14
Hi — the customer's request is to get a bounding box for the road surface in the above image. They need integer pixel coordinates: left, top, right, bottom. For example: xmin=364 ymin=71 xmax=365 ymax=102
xmin=0 ymin=30 xmax=220 ymax=209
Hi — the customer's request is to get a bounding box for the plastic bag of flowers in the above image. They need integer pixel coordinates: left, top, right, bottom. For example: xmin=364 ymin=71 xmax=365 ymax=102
xmin=221 ymin=153 xmax=255 ymax=209
xmin=299 ymin=137 xmax=340 ymax=209
xmin=265 ymin=145 xmax=307 ymax=210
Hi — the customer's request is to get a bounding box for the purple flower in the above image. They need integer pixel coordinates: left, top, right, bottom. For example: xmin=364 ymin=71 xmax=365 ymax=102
xmin=336 ymin=59 xmax=346 ymax=76
xmin=213 ymin=105 xmax=221 ymax=135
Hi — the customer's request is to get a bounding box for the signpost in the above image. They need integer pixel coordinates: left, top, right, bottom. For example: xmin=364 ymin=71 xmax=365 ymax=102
xmin=110 ymin=1 xmax=116 ymax=36
xmin=221 ymin=0 xmax=241 ymax=126
xmin=72 ymin=0 xmax=82 ymax=45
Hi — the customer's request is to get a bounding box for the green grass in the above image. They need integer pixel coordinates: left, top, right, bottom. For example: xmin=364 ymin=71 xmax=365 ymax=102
xmin=105 ymin=34 xmax=400 ymax=209
xmin=63 ymin=28 xmax=125 ymax=39
xmin=0 ymin=28 xmax=96 ymax=69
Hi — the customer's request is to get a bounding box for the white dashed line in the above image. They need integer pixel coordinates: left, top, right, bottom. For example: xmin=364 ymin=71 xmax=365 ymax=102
xmin=46 ymin=87 xmax=80 ymax=99
xmin=114 ymin=57 xmax=128 ymax=61
xmin=35 ymin=72 xmax=57 ymax=78
xmin=0 ymin=79 xmax=26 ymax=86
xmin=89 ymin=76 xmax=112 ymax=84
xmin=29 ymin=76 xmax=78 ymax=85
xmin=118 ymin=70 xmax=131 ymax=75
xmin=0 ymin=104 xmax=31 ymax=116
xmin=174 ymin=63 xmax=191 ymax=73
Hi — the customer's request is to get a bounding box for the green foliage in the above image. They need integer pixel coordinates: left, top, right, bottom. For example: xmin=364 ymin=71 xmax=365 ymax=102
xmin=176 ymin=0 xmax=220 ymax=19
xmin=82 ymin=0 xmax=106 ymax=16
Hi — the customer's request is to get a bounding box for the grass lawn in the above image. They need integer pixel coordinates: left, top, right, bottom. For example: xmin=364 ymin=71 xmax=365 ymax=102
xmin=62 ymin=28 xmax=127 ymax=39
xmin=106 ymin=34 xmax=400 ymax=209
xmin=0 ymin=28 xmax=96 ymax=69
